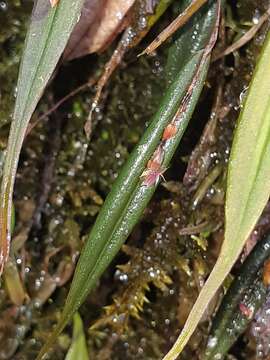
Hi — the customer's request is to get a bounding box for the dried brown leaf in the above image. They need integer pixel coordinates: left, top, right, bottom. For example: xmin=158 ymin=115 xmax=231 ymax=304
xmin=64 ymin=0 xmax=135 ymax=60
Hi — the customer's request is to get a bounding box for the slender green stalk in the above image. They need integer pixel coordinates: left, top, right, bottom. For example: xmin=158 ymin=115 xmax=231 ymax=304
xmin=65 ymin=313 xmax=89 ymax=360
xmin=0 ymin=0 xmax=85 ymax=274
xmin=164 ymin=24 xmax=270 ymax=360
xmin=37 ymin=1 xmax=220 ymax=358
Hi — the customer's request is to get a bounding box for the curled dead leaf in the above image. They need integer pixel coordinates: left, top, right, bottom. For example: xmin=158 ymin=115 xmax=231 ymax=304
xmin=64 ymin=0 xmax=135 ymax=60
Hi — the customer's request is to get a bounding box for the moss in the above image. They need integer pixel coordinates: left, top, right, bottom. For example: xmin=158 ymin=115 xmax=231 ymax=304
xmin=1 ymin=0 xmax=269 ymax=359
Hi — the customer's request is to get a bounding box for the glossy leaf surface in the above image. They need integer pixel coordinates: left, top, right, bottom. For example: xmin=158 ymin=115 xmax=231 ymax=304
xmin=37 ymin=1 xmax=220 ymax=358
xmin=164 ymin=28 xmax=270 ymax=360
xmin=65 ymin=313 xmax=89 ymax=360
xmin=0 ymin=0 xmax=85 ymax=273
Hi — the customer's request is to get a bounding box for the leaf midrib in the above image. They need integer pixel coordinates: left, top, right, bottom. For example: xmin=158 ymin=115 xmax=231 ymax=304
xmin=65 ymin=49 xmax=207 ymax=314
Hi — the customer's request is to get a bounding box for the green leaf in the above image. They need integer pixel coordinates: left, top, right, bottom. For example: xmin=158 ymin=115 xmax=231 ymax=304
xmin=203 ymin=233 xmax=270 ymax=360
xmin=0 ymin=0 xmax=85 ymax=273
xmin=3 ymin=256 xmax=26 ymax=306
xmin=37 ymin=1 xmax=220 ymax=358
xmin=65 ymin=313 xmax=89 ymax=360
xmin=163 ymin=29 xmax=270 ymax=360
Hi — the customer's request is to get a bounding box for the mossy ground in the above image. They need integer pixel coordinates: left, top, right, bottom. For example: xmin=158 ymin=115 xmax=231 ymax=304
xmin=0 ymin=1 xmax=270 ymax=359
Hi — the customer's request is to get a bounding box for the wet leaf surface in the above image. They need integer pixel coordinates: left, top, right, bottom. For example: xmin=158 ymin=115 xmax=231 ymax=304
xmin=0 ymin=0 xmax=85 ymax=274
xmin=37 ymin=1 xmax=220 ymax=358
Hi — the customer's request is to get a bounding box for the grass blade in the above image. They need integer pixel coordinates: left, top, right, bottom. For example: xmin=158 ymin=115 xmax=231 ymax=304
xmin=0 ymin=0 xmax=85 ymax=273
xmin=163 ymin=28 xmax=270 ymax=360
xmin=203 ymin=233 xmax=270 ymax=360
xmin=37 ymin=1 xmax=220 ymax=358
xmin=65 ymin=313 xmax=89 ymax=360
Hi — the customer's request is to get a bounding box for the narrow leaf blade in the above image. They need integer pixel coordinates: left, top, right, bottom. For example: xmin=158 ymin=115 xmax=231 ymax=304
xmin=37 ymin=1 xmax=220 ymax=358
xmin=65 ymin=313 xmax=89 ymax=360
xmin=0 ymin=0 xmax=85 ymax=272
xmin=163 ymin=28 xmax=270 ymax=360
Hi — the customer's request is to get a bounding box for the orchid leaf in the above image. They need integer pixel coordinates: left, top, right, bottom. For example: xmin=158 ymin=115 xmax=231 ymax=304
xmin=203 ymin=233 xmax=270 ymax=360
xmin=164 ymin=28 xmax=270 ymax=360
xmin=0 ymin=0 xmax=85 ymax=273
xmin=37 ymin=1 xmax=220 ymax=358
xmin=65 ymin=313 xmax=89 ymax=360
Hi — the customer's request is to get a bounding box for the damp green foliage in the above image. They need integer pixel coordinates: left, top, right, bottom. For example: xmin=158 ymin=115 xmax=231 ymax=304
xmin=0 ymin=42 xmax=166 ymax=358
xmin=90 ymin=203 xmax=180 ymax=332
xmin=37 ymin=1 xmax=220 ymax=358
xmin=65 ymin=313 xmax=89 ymax=360
xmin=164 ymin=29 xmax=270 ymax=360
xmin=203 ymin=234 xmax=270 ymax=360
xmin=0 ymin=0 xmax=85 ymax=273
xmin=89 ymin=195 xmax=193 ymax=357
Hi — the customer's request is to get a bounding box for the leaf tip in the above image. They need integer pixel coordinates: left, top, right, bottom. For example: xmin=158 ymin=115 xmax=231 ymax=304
xmin=49 ymin=0 xmax=59 ymax=8
xmin=137 ymin=49 xmax=147 ymax=57
xmin=162 ymin=332 xmax=188 ymax=360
